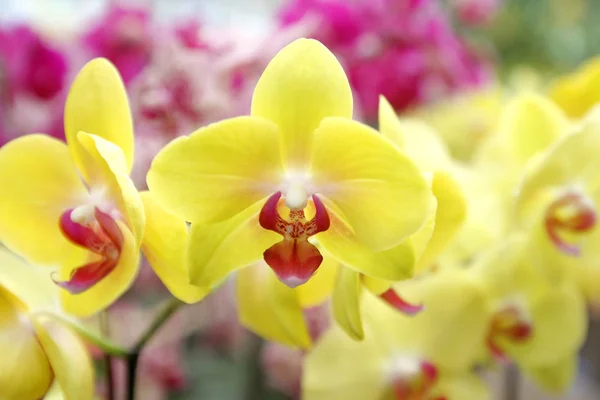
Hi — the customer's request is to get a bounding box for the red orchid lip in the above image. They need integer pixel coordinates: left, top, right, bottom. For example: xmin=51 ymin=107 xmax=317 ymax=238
xmin=486 ymin=305 xmax=533 ymax=362
xmin=259 ymin=191 xmax=330 ymax=288
xmin=53 ymin=207 xmax=123 ymax=294
xmin=545 ymin=191 xmax=597 ymax=256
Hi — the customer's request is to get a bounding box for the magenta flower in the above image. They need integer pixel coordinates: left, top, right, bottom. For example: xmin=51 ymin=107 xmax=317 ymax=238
xmin=82 ymin=4 xmax=153 ymax=84
xmin=278 ymin=0 xmax=491 ymax=118
xmin=0 ymin=25 xmax=68 ymax=100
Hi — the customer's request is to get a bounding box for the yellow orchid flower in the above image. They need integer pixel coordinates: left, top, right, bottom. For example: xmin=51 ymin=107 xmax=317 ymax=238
xmin=515 ymin=109 xmax=600 ymax=291
xmin=0 ymin=59 xmax=206 ymax=317
xmin=443 ymin=94 xmax=568 ymax=268
xmin=147 ymin=39 xmax=431 ymax=346
xmin=304 ymin=269 xmax=491 ymax=400
xmin=549 ymin=55 xmax=600 ymax=119
xmin=328 ymin=97 xmax=468 ymax=341
xmin=470 ymin=236 xmax=587 ymax=393
xmin=0 ymin=247 xmax=94 ymax=400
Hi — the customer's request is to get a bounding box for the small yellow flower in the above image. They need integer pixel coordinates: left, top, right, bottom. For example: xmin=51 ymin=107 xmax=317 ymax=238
xmin=304 ymin=269 xmax=491 ymax=400
xmin=471 ymin=236 xmax=586 ymax=392
xmin=147 ymin=39 xmax=431 ymax=347
xmin=0 ymin=248 xmax=94 ymax=400
xmin=0 ymin=59 xmax=206 ymax=317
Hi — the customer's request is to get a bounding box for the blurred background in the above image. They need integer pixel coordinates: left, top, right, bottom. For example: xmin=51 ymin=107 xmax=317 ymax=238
xmin=2 ymin=0 xmax=600 ymax=399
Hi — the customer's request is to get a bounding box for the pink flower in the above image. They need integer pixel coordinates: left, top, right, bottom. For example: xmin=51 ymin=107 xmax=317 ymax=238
xmin=0 ymin=25 xmax=68 ymax=100
xmin=82 ymin=3 xmax=153 ymax=84
xmin=277 ymin=0 xmax=492 ymax=119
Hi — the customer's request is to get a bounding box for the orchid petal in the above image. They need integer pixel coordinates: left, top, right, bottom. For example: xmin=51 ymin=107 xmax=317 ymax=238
xmin=332 ymin=267 xmax=364 ymax=340
xmin=65 ymin=58 xmax=134 ymax=181
xmin=251 ymin=38 xmax=352 ymax=169
xmin=0 ymin=287 xmax=52 ymax=400
xmin=188 ymin=201 xmax=279 ymax=288
xmin=311 ymin=117 xmax=431 ymax=251
xmin=140 ymin=191 xmax=208 ymax=304
xmin=147 ymin=116 xmax=283 ymax=223
xmin=32 ymin=315 xmax=95 ymax=400
xmin=0 ymin=135 xmax=88 ymax=266
xmin=237 ymin=263 xmax=311 ymax=348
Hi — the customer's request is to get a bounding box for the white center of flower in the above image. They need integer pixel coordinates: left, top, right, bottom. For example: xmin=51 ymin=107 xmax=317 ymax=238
xmin=281 ymin=170 xmax=314 ymax=211
xmin=70 ymin=204 xmax=97 ymax=225
xmin=385 ymin=353 xmax=422 ymax=383
xmin=285 ymin=184 xmax=309 ymax=210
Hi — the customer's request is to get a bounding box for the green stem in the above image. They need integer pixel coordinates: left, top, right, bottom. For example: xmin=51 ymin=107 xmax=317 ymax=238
xmin=126 ymin=298 xmax=183 ymax=400
xmin=100 ymin=312 xmax=115 ymax=400
xmin=35 ymin=311 xmax=129 ymax=357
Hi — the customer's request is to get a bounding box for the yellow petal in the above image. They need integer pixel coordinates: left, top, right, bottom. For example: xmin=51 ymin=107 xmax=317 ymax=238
xmin=378 ymin=95 xmax=405 ymax=150
xmin=77 ymin=132 xmax=145 ymax=247
xmin=139 ymin=191 xmax=208 ymax=304
xmin=432 ymin=373 xmax=490 ymax=400
xmin=549 ymin=56 xmax=600 ymax=118
xmin=43 ymin=382 xmax=66 ymax=400
xmin=311 ymin=117 xmax=431 ymax=250
xmin=32 ymin=315 xmax=95 ymax=400
xmin=295 ymin=252 xmax=338 ymax=307
xmin=517 ymin=123 xmax=600 ymax=215
xmin=147 ymin=116 xmax=283 ymax=223
xmin=415 ymin=172 xmax=467 ymax=273
xmin=379 ymin=97 xmax=451 ymax=172
xmin=303 ymin=322 xmax=389 ymax=400
xmin=498 ymin=93 xmax=567 ymax=165
xmin=0 ymin=247 xmax=57 ymax=310
xmin=0 ymin=287 xmax=53 ymax=400
xmin=237 ymin=263 xmax=311 ymax=348
xmin=251 ymin=38 xmax=352 ymax=168
xmin=524 ymin=354 xmax=577 ymax=393
xmin=64 ymin=58 xmax=134 ymax=181
xmin=317 ymin=209 xmax=415 ymax=281
xmin=332 ymin=267 xmax=364 ymax=340
xmin=0 ymin=135 xmax=89 ymax=267
xmin=188 ymin=201 xmax=279 ymax=288
xmin=59 ymin=221 xmax=139 ymax=316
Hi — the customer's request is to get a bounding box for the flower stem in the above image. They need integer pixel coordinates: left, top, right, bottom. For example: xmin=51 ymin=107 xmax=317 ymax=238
xmin=503 ymin=363 xmax=520 ymax=400
xmin=36 ymin=311 xmax=129 ymax=357
xmin=126 ymin=298 xmax=183 ymax=400
xmin=100 ymin=312 xmax=115 ymax=400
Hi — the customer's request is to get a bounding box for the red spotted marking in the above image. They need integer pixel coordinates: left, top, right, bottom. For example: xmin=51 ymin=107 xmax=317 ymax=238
xmin=53 ymin=207 xmax=123 ymax=294
xmin=259 ymin=191 xmax=330 ymax=288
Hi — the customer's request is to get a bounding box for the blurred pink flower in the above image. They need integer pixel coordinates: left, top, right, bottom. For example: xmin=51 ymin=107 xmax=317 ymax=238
xmin=0 ymin=25 xmax=68 ymax=101
xmin=278 ymin=0 xmax=492 ymax=119
xmin=82 ymin=3 xmax=153 ymax=84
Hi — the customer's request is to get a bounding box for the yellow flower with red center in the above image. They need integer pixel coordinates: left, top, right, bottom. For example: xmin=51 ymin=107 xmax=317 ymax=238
xmin=304 ymin=269 xmax=491 ymax=400
xmin=147 ymin=39 xmax=432 ymax=347
xmin=0 ymin=59 xmax=207 ymax=317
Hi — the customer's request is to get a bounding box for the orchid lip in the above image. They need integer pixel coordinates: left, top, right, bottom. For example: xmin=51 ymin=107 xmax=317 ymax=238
xmin=53 ymin=206 xmax=123 ymax=294
xmin=545 ymin=190 xmax=597 ymax=256
xmin=259 ymin=191 xmax=330 ymax=288
xmin=486 ymin=304 xmax=533 ymax=362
